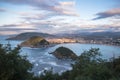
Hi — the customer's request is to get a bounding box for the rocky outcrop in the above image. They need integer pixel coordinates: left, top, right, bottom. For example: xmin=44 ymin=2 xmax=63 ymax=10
xmin=51 ymin=47 xmax=77 ymax=60
xmin=20 ymin=36 xmax=49 ymax=48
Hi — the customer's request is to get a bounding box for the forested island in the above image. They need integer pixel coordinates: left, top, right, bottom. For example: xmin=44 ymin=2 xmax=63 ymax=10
xmin=50 ymin=47 xmax=77 ymax=60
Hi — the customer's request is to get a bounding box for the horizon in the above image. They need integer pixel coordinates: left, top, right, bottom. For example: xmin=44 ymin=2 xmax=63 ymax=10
xmin=0 ymin=0 xmax=120 ymax=35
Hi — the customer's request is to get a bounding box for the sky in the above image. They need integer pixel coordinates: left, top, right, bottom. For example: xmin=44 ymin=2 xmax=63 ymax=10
xmin=0 ymin=0 xmax=120 ymax=35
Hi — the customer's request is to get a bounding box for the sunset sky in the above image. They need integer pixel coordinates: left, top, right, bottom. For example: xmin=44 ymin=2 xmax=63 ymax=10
xmin=0 ymin=0 xmax=120 ymax=35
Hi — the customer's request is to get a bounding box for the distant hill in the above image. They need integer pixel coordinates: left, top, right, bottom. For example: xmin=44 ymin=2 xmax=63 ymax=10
xmin=60 ymin=32 xmax=120 ymax=38
xmin=6 ymin=32 xmax=55 ymax=40
xmin=20 ymin=36 xmax=49 ymax=48
xmin=90 ymin=32 xmax=120 ymax=38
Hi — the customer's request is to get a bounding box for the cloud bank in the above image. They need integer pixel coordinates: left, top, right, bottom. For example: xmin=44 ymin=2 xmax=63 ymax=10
xmin=0 ymin=8 xmax=6 ymax=12
xmin=0 ymin=0 xmax=78 ymax=16
xmin=93 ymin=8 xmax=120 ymax=20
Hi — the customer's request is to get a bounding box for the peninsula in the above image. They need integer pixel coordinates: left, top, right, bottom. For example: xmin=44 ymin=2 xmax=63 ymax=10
xmin=20 ymin=36 xmax=49 ymax=48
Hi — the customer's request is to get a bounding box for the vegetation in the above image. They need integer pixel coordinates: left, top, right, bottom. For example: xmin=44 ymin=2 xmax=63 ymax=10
xmin=21 ymin=36 xmax=49 ymax=47
xmin=51 ymin=46 xmax=77 ymax=60
xmin=7 ymin=32 xmax=54 ymax=40
xmin=0 ymin=44 xmax=33 ymax=80
xmin=0 ymin=44 xmax=120 ymax=80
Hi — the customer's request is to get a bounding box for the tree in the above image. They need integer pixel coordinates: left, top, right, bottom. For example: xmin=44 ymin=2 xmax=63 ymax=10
xmin=32 ymin=68 xmax=60 ymax=80
xmin=0 ymin=44 xmax=33 ymax=80
xmin=62 ymin=48 xmax=112 ymax=80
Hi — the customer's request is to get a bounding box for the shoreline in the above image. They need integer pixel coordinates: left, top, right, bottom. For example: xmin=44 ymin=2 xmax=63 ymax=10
xmin=2 ymin=39 xmax=120 ymax=48
xmin=20 ymin=43 xmax=58 ymax=48
xmin=49 ymin=42 xmax=120 ymax=47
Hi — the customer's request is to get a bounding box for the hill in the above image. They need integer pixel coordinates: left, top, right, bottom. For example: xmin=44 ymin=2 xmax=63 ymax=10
xmin=50 ymin=47 xmax=77 ymax=60
xmin=6 ymin=32 xmax=55 ymax=40
xmin=20 ymin=36 xmax=49 ymax=48
xmin=63 ymin=32 xmax=120 ymax=38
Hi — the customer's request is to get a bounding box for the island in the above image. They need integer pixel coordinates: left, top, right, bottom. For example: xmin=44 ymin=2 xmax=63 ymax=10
xmin=20 ymin=36 xmax=49 ymax=48
xmin=50 ymin=47 xmax=78 ymax=60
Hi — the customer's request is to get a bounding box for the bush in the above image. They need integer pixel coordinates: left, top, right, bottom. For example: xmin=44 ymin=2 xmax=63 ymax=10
xmin=0 ymin=44 xmax=33 ymax=80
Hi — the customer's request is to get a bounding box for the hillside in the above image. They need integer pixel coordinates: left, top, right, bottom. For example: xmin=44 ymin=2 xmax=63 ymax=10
xmin=51 ymin=47 xmax=77 ymax=60
xmin=20 ymin=36 xmax=49 ymax=48
xmin=59 ymin=32 xmax=120 ymax=38
xmin=6 ymin=32 xmax=55 ymax=40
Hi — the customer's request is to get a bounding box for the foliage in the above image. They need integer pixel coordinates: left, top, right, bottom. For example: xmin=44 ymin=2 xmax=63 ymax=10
xmin=69 ymin=48 xmax=112 ymax=80
xmin=52 ymin=46 xmax=77 ymax=60
xmin=21 ymin=36 xmax=49 ymax=47
xmin=33 ymin=68 xmax=60 ymax=80
xmin=22 ymin=36 xmax=44 ymax=45
xmin=0 ymin=44 xmax=33 ymax=80
xmin=55 ymin=47 xmax=74 ymax=55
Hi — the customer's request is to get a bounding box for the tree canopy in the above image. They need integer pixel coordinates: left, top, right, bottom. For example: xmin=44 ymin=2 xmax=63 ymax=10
xmin=0 ymin=44 xmax=33 ymax=80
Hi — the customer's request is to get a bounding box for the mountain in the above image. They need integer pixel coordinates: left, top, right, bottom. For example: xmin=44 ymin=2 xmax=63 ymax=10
xmin=90 ymin=32 xmax=120 ymax=38
xmin=20 ymin=36 xmax=49 ymax=48
xmin=6 ymin=32 xmax=55 ymax=40
xmin=59 ymin=32 xmax=120 ymax=38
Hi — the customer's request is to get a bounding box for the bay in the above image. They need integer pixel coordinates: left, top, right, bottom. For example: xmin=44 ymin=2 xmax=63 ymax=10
xmin=0 ymin=37 xmax=120 ymax=75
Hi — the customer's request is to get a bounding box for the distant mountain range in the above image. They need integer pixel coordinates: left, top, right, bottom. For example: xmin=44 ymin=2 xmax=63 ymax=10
xmin=6 ymin=31 xmax=120 ymax=40
xmin=60 ymin=32 xmax=120 ymax=38
xmin=7 ymin=32 xmax=55 ymax=40
xmin=89 ymin=32 xmax=120 ymax=37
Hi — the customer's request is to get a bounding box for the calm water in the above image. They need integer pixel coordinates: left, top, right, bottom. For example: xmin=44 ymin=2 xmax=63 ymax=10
xmin=0 ymin=36 xmax=120 ymax=75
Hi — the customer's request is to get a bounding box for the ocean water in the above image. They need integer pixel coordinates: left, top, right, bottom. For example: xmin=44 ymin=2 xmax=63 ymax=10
xmin=0 ymin=36 xmax=120 ymax=75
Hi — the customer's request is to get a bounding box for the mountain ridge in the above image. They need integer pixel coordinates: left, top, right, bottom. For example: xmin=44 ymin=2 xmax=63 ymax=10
xmin=6 ymin=32 xmax=55 ymax=40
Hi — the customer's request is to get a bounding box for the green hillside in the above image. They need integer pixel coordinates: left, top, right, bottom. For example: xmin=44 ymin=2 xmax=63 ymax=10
xmin=52 ymin=47 xmax=77 ymax=60
xmin=21 ymin=36 xmax=49 ymax=47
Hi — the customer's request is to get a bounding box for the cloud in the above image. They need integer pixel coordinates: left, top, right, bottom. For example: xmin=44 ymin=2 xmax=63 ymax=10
xmin=53 ymin=1 xmax=78 ymax=16
xmin=0 ymin=0 xmax=58 ymax=11
xmin=0 ymin=0 xmax=78 ymax=16
xmin=93 ymin=8 xmax=120 ymax=20
xmin=0 ymin=23 xmax=36 ymax=35
xmin=0 ymin=8 xmax=6 ymax=12
xmin=0 ymin=27 xmax=36 ymax=31
xmin=0 ymin=17 xmax=120 ymax=35
xmin=21 ymin=12 xmax=55 ymax=22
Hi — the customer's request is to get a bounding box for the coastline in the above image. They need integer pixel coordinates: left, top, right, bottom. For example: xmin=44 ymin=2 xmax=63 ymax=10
xmin=2 ymin=37 xmax=120 ymax=48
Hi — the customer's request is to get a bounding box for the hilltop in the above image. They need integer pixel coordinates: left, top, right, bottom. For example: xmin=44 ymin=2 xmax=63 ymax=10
xmin=50 ymin=47 xmax=77 ymax=60
xmin=6 ymin=32 xmax=55 ymax=40
xmin=20 ymin=36 xmax=49 ymax=48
